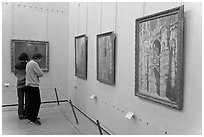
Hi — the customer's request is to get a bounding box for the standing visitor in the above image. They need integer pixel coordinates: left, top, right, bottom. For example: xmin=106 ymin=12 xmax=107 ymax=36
xmin=26 ymin=53 xmax=43 ymax=125
xmin=14 ymin=53 xmax=29 ymax=119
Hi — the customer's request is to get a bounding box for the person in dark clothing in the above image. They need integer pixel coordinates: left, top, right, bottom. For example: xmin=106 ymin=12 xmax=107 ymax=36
xmin=26 ymin=53 xmax=43 ymax=125
xmin=14 ymin=53 xmax=29 ymax=119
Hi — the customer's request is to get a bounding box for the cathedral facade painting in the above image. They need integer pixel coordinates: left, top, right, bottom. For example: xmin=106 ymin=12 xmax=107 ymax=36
xmin=97 ymin=31 xmax=116 ymax=85
xmin=75 ymin=34 xmax=88 ymax=79
xmin=135 ymin=6 xmax=184 ymax=109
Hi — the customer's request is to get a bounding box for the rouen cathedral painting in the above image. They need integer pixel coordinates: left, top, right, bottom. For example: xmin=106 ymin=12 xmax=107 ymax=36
xmin=135 ymin=6 xmax=184 ymax=109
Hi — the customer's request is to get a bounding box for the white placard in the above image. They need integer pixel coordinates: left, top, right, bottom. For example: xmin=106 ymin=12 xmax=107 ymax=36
xmin=4 ymin=83 xmax=10 ymax=87
xmin=125 ymin=111 xmax=134 ymax=119
xmin=90 ymin=94 xmax=96 ymax=99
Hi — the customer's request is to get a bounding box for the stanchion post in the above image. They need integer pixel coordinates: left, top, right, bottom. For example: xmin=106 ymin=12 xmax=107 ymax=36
xmin=54 ymin=88 xmax=60 ymax=105
xmin=96 ymin=120 xmax=103 ymax=135
xmin=69 ymin=99 xmax=79 ymax=124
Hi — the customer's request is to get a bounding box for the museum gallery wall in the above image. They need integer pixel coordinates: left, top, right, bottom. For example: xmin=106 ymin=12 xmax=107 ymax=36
xmin=74 ymin=5 xmax=184 ymax=110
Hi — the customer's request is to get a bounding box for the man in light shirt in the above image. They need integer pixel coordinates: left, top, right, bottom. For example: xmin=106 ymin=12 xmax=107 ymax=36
xmin=26 ymin=53 xmax=43 ymax=125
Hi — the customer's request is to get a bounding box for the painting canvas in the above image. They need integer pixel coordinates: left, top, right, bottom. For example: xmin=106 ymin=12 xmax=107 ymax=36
xmin=97 ymin=31 xmax=116 ymax=85
xmin=11 ymin=39 xmax=49 ymax=72
xmin=135 ymin=6 xmax=184 ymax=109
xmin=75 ymin=34 xmax=88 ymax=79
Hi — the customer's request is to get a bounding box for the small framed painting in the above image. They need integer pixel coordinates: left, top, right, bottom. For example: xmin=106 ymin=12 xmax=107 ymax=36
xmin=97 ymin=31 xmax=116 ymax=85
xmin=75 ymin=34 xmax=88 ymax=79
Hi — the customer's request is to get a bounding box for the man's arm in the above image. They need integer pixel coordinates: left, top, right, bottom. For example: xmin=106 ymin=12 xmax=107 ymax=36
xmin=33 ymin=63 xmax=43 ymax=77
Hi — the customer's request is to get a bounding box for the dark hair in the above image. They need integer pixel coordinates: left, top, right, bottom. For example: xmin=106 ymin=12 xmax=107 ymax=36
xmin=18 ymin=53 xmax=29 ymax=61
xmin=32 ymin=53 xmax=43 ymax=60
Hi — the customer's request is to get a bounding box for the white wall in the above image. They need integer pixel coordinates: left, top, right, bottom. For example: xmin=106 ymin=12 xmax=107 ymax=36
xmin=68 ymin=2 xmax=202 ymax=135
xmin=2 ymin=2 xmax=69 ymax=104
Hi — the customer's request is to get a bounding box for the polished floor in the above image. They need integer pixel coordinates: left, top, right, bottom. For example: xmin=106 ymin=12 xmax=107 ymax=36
xmin=2 ymin=102 xmax=108 ymax=135
xmin=2 ymin=104 xmax=80 ymax=135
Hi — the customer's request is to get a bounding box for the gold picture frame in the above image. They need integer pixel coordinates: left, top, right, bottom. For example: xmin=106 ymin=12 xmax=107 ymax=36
xmin=75 ymin=34 xmax=88 ymax=79
xmin=11 ymin=39 xmax=49 ymax=72
xmin=97 ymin=31 xmax=116 ymax=85
xmin=135 ymin=6 xmax=184 ymax=109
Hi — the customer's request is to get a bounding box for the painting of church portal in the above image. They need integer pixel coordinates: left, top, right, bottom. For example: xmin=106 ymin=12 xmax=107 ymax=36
xmin=135 ymin=6 xmax=184 ymax=109
xmin=97 ymin=31 xmax=116 ymax=85
xmin=75 ymin=34 xmax=88 ymax=79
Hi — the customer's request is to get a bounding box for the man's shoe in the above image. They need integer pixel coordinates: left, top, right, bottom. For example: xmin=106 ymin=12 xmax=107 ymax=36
xmin=34 ymin=120 xmax=41 ymax=125
xmin=28 ymin=120 xmax=41 ymax=125
xmin=28 ymin=120 xmax=34 ymax=124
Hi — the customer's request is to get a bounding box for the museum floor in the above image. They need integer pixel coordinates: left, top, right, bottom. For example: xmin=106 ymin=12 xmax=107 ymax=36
xmin=2 ymin=102 xmax=109 ymax=135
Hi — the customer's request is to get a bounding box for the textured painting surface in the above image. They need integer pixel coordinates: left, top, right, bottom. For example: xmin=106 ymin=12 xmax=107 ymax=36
xmin=75 ymin=37 xmax=87 ymax=78
xmin=138 ymin=14 xmax=179 ymax=102
xmin=98 ymin=36 xmax=113 ymax=81
xmin=97 ymin=32 xmax=115 ymax=85
xmin=12 ymin=40 xmax=49 ymax=72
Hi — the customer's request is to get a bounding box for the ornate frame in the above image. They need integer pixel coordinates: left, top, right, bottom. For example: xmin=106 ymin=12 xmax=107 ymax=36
xmin=75 ymin=34 xmax=88 ymax=79
xmin=135 ymin=6 xmax=184 ymax=109
xmin=11 ymin=39 xmax=49 ymax=72
xmin=97 ymin=31 xmax=116 ymax=85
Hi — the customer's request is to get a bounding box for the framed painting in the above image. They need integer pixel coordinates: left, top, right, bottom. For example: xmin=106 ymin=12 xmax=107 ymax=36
xmin=11 ymin=39 xmax=49 ymax=72
xmin=97 ymin=31 xmax=116 ymax=85
xmin=75 ymin=34 xmax=88 ymax=79
xmin=135 ymin=6 xmax=184 ymax=110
